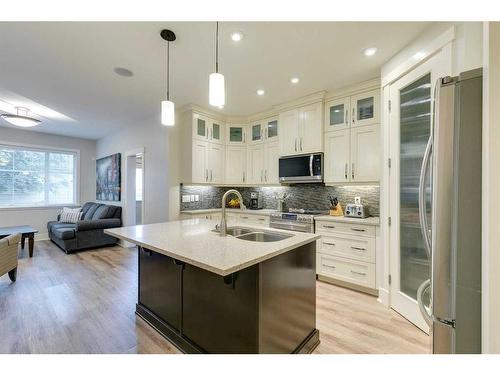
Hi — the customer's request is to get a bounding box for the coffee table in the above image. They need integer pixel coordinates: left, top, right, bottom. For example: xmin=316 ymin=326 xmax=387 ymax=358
xmin=0 ymin=225 xmax=38 ymax=258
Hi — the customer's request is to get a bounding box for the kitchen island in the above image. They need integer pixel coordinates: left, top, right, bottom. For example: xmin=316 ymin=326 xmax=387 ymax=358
xmin=105 ymin=218 xmax=320 ymax=354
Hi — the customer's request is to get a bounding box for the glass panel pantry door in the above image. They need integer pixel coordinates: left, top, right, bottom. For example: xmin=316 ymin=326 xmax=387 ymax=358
xmin=389 ymin=49 xmax=450 ymax=334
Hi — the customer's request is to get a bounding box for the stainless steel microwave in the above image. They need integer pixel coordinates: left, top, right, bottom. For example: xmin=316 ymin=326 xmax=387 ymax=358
xmin=279 ymin=153 xmax=323 ymax=183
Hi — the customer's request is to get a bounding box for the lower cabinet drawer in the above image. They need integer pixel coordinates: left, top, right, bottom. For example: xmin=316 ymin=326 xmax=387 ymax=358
xmin=317 ymin=253 xmax=375 ymax=289
xmin=319 ymin=234 xmax=375 ymax=263
xmin=315 ymin=220 xmax=375 ymax=237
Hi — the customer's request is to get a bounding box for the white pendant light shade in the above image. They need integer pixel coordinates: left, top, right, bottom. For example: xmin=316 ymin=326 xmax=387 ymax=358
xmin=209 ymin=72 xmax=225 ymax=107
xmin=161 ymin=100 xmax=175 ymax=126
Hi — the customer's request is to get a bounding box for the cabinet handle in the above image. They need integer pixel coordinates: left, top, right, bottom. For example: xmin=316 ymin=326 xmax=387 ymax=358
xmin=344 ymin=163 xmax=348 ymax=180
xmin=323 ymin=224 xmax=336 ymax=229
xmin=351 ymin=246 xmax=366 ymax=251
xmin=243 ymin=171 xmax=245 ymax=182
xmin=345 ymin=109 xmax=349 ymax=126
xmin=323 ymin=242 xmax=336 ymax=246
xmin=294 ymin=138 xmax=297 ymax=152
xmin=266 ymin=128 xmax=268 ymax=139
xmin=206 ymin=169 xmax=208 ymax=181
xmin=258 ymin=218 xmax=265 ymax=221
xmin=300 ymin=138 xmax=303 ymax=151
xmin=352 ymin=163 xmax=355 ymax=179
xmin=350 ymin=270 xmax=366 ymax=276
xmin=241 ymin=216 xmax=249 ymax=219
xmin=261 ymin=170 xmax=263 ymax=182
xmin=352 ymin=107 xmax=355 ymax=124
xmin=243 ymin=132 xmax=246 ymax=143
xmin=323 ymin=264 xmax=336 ymax=269
xmin=210 ymin=169 xmax=213 ymax=182
xmin=351 ymin=228 xmax=366 ymax=232
xmin=265 ymin=169 xmax=267 ymax=182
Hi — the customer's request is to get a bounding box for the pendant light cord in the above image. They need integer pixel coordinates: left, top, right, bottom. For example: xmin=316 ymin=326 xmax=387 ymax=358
xmin=166 ymin=41 xmax=170 ymax=100
xmin=215 ymin=21 xmax=219 ymax=73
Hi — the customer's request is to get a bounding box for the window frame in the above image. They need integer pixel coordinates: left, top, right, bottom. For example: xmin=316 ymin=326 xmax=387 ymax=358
xmin=0 ymin=141 xmax=80 ymax=210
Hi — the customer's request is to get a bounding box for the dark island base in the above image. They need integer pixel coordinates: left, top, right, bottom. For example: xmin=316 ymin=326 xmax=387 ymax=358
xmin=137 ymin=241 xmax=319 ymax=354
xmin=136 ymin=304 xmax=320 ymax=354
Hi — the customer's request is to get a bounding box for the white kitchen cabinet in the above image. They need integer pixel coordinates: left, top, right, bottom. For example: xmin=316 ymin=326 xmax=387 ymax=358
xmin=248 ymin=122 xmax=264 ymax=144
xmin=299 ymin=102 xmax=323 ymax=153
xmin=247 ymin=144 xmax=265 ymax=184
xmin=265 ymin=117 xmax=279 ymax=142
xmin=225 ymin=145 xmax=247 ymax=184
xmin=278 ymin=108 xmax=299 ymax=155
xmin=350 ymin=89 xmax=380 ymax=128
xmin=208 ymin=143 xmax=224 ymax=183
xmin=278 ymin=102 xmax=323 ymax=156
xmin=192 ymin=140 xmax=225 ymax=184
xmin=264 ymin=141 xmax=279 ymax=184
xmin=226 ymin=124 xmax=247 ymax=145
xmin=193 ymin=115 xmax=209 ymax=141
xmin=325 ymin=97 xmax=350 ymax=131
xmin=209 ymin=120 xmax=224 ymax=144
xmin=350 ymin=124 xmax=379 ymax=182
xmin=324 ymin=129 xmax=350 ymax=183
xmin=192 ymin=140 xmax=210 ymax=183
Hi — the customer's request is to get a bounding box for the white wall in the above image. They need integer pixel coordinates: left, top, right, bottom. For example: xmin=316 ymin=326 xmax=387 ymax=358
xmin=0 ymin=127 xmax=96 ymax=239
xmin=96 ymin=114 xmax=180 ymax=226
xmin=482 ymin=21 xmax=500 ymax=354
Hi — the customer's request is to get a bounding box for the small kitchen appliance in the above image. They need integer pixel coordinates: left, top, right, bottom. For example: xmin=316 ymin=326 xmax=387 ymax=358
xmin=328 ymin=196 xmax=344 ymax=216
xmin=279 ymin=153 xmax=323 ymax=184
xmin=345 ymin=197 xmax=369 ymax=218
xmin=249 ymin=192 xmax=263 ymax=210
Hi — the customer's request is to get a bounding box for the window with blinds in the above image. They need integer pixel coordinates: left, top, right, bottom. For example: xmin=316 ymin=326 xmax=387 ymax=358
xmin=0 ymin=144 xmax=77 ymax=208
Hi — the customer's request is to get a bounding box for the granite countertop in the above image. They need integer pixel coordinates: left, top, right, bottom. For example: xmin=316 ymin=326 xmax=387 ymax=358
xmin=181 ymin=208 xmax=279 ymax=215
xmin=314 ymin=215 xmax=380 ymax=226
xmin=105 ymin=220 xmax=319 ymax=277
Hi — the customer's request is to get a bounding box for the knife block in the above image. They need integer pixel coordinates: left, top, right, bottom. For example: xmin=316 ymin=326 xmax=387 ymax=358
xmin=329 ymin=203 xmax=344 ymax=216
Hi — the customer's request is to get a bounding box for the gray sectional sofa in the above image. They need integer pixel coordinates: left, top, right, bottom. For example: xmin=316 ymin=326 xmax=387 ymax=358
xmin=48 ymin=202 xmax=122 ymax=253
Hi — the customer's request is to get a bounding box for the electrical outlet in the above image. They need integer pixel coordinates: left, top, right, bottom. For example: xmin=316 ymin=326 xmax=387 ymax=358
xmin=190 ymin=195 xmax=195 ymax=202
xmin=182 ymin=195 xmax=191 ymax=203
xmin=195 ymin=195 xmax=200 ymax=202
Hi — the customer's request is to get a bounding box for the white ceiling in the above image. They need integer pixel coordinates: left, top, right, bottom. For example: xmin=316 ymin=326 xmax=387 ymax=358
xmin=0 ymin=22 xmax=431 ymax=140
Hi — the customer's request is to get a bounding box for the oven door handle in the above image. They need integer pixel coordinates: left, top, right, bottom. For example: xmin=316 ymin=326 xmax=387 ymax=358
xmin=270 ymin=222 xmax=312 ymax=232
xmin=309 ymin=154 xmax=314 ymax=177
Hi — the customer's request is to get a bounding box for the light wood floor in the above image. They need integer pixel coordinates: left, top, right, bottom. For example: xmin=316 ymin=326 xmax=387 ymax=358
xmin=0 ymin=241 xmax=430 ymax=354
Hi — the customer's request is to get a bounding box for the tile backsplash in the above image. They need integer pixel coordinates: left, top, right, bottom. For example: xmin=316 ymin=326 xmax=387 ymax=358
xmin=180 ymin=184 xmax=380 ymax=216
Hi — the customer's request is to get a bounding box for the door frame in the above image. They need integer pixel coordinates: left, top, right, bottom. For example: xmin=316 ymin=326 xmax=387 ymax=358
xmin=387 ymin=46 xmax=452 ymax=333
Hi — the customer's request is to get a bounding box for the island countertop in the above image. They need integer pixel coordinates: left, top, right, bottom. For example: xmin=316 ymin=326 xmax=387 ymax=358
xmin=105 ymin=219 xmax=319 ymax=276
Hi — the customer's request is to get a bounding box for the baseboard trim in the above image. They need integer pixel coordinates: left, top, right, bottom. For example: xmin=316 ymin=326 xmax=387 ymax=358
xmin=377 ymin=287 xmax=390 ymax=308
xmin=317 ymin=274 xmax=379 ymax=296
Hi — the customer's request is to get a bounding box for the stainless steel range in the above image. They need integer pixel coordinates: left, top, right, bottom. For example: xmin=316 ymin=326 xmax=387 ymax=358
xmin=270 ymin=208 xmax=328 ymax=233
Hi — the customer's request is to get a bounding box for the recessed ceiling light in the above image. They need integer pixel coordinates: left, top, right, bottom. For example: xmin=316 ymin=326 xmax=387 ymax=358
xmin=363 ymin=47 xmax=377 ymax=57
xmin=113 ymin=67 xmax=134 ymax=77
xmin=230 ymin=32 xmax=243 ymax=42
xmin=290 ymin=77 xmax=300 ymax=84
xmin=256 ymin=89 xmax=265 ymax=96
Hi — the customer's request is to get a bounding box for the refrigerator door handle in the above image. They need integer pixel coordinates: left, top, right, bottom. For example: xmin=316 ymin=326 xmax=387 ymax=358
xmin=418 ymin=136 xmax=433 ymax=258
xmin=417 ymin=278 xmax=433 ymax=328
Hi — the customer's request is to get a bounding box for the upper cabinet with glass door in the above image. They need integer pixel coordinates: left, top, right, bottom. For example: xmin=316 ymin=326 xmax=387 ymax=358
xmin=325 ymin=97 xmax=350 ymax=132
xmin=265 ymin=117 xmax=278 ymax=142
xmin=350 ymin=89 xmax=380 ymax=127
xmin=209 ymin=120 xmax=223 ymax=145
xmin=226 ymin=124 xmax=247 ymax=145
xmin=248 ymin=121 xmax=264 ymax=144
xmin=193 ymin=114 xmax=209 ymax=141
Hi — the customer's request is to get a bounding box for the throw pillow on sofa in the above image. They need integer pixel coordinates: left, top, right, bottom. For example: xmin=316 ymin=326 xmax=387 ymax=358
xmin=59 ymin=207 xmax=83 ymax=223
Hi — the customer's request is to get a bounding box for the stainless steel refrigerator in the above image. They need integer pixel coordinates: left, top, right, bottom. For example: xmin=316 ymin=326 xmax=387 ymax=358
xmin=417 ymin=68 xmax=482 ymax=354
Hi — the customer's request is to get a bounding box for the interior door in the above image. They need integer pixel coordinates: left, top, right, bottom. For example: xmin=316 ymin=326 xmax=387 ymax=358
xmin=388 ymin=48 xmax=450 ymax=333
xmin=299 ymin=102 xmax=322 ymax=153
xmin=324 ymin=129 xmax=350 ymax=183
xmin=350 ymin=124 xmax=380 ymax=182
xmin=225 ymin=145 xmax=247 ymax=184
xmin=209 ymin=143 xmax=224 ymax=183
xmin=192 ymin=140 xmax=209 ymax=183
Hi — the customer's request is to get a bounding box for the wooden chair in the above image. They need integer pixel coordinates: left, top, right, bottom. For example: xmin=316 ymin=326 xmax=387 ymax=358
xmin=0 ymin=233 xmax=20 ymax=282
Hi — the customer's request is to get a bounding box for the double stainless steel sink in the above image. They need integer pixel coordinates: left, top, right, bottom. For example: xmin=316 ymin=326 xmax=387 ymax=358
xmin=215 ymin=226 xmax=294 ymax=242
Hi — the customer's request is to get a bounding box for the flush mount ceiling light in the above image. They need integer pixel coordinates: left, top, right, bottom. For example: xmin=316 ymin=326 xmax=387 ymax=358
xmin=1 ymin=107 xmax=40 ymax=127
xmin=290 ymin=77 xmax=300 ymax=84
xmin=363 ymin=47 xmax=377 ymax=57
xmin=160 ymin=29 xmax=176 ymax=126
xmin=209 ymin=22 xmax=225 ymax=107
xmin=230 ymin=31 xmax=243 ymax=42
xmin=256 ymin=89 xmax=265 ymax=96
